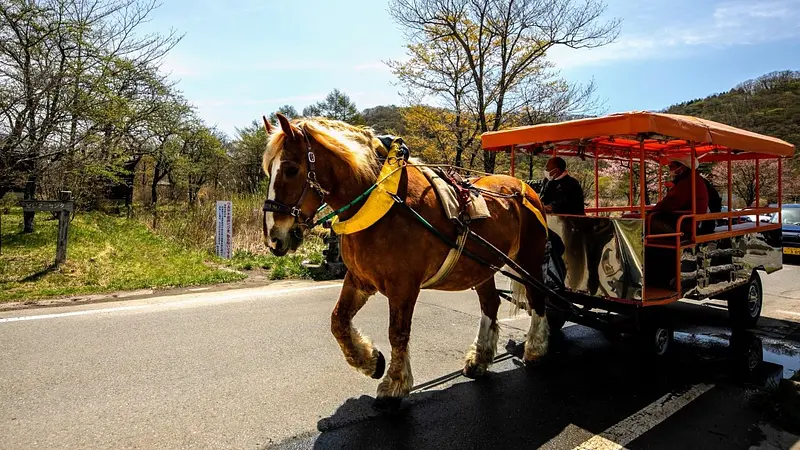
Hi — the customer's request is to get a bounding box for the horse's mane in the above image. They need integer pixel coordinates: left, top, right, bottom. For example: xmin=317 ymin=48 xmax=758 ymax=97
xmin=264 ymin=117 xmax=383 ymax=183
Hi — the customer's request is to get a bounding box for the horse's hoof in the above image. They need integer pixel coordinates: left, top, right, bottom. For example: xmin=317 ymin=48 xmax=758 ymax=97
xmin=373 ymin=396 xmax=402 ymax=413
xmin=505 ymin=339 xmax=525 ymax=359
xmin=462 ymin=364 xmax=487 ymax=379
xmin=524 ymin=355 xmax=549 ymax=370
xmin=371 ymin=351 xmax=386 ymax=380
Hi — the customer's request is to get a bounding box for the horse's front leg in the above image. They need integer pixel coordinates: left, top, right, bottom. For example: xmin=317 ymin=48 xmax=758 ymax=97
xmin=374 ymin=283 xmax=420 ymax=411
xmin=463 ymin=277 xmax=501 ymax=378
xmin=331 ymin=272 xmax=385 ymax=379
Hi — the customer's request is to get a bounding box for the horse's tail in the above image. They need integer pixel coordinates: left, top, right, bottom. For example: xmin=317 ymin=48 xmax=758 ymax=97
xmin=509 ymin=272 xmax=530 ymax=316
xmin=507 ymin=180 xmax=548 ymax=317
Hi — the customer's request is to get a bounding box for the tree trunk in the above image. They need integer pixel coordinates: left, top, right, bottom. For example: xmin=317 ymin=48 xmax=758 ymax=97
xmin=151 ymin=169 xmax=160 ymax=207
xmin=483 ymin=151 xmax=497 ymax=174
xmin=22 ymin=174 xmax=37 ymax=233
xmin=528 ymin=154 xmax=533 ymax=180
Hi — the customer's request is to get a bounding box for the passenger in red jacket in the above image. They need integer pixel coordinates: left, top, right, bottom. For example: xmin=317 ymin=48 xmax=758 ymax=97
xmin=649 ymin=155 xmax=709 ymax=237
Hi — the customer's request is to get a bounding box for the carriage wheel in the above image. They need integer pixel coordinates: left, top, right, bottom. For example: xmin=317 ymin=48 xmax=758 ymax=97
xmin=729 ymin=331 xmax=763 ymax=380
xmin=728 ymin=273 xmax=762 ymax=329
xmin=639 ymin=325 xmax=673 ymax=357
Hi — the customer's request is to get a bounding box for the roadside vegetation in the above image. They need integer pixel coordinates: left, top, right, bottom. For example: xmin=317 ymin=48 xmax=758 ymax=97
xmin=0 ymin=207 xmax=244 ymax=302
xmin=2 ymin=0 xmax=797 ymax=303
xmin=133 ymin=192 xmax=328 ymax=281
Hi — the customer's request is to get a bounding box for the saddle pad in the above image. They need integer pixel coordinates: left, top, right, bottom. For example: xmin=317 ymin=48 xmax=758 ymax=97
xmin=418 ymin=166 xmax=491 ymax=221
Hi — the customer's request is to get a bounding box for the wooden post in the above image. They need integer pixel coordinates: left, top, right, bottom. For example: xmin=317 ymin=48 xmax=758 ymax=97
xmin=19 ymin=193 xmax=74 ymax=267
xmin=55 ymin=191 xmax=72 ymax=266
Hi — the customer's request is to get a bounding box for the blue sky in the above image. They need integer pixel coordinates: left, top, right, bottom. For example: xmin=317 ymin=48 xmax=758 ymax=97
xmin=140 ymin=0 xmax=800 ymax=136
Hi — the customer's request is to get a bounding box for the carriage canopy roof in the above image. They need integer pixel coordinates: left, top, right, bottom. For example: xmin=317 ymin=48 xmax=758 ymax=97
xmin=481 ymin=111 xmax=795 ymax=162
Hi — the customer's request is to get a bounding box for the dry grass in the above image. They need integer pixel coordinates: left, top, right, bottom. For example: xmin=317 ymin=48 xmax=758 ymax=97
xmin=0 ymin=209 xmax=244 ymax=302
xmin=135 ymin=192 xmax=328 ymax=280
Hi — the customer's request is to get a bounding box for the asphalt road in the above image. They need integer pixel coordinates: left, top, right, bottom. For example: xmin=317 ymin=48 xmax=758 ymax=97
xmin=1 ymin=267 xmax=799 ymax=450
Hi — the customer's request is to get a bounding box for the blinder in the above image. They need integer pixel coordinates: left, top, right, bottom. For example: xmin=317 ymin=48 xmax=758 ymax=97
xmin=262 ymin=129 xmax=410 ymax=239
xmin=263 ymin=129 xmax=327 ymax=233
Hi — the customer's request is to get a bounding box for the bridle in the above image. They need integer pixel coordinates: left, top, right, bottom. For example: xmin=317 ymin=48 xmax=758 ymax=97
xmin=262 ymin=128 xmax=329 ymax=237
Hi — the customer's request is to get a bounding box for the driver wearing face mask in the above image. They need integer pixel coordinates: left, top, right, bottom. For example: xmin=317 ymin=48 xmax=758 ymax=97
xmin=539 ymin=156 xmax=585 ymax=215
xmin=648 ymin=155 xmax=709 ymax=236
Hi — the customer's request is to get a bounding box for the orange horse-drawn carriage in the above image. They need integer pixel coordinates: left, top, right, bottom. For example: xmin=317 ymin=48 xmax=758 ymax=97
xmin=482 ymin=111 xmax=794 ymax=354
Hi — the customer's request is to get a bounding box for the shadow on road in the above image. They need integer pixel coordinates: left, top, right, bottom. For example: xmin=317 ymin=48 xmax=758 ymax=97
xmin=297 ymin=319 xmax=799 ymax=450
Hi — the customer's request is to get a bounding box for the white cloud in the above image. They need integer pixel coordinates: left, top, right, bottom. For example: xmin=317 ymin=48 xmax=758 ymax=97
xmin=549 ymin=0 xmax=800 ymax=69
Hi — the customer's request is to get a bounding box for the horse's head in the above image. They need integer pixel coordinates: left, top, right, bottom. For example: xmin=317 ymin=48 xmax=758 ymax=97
xmin=261 ymin=113 xmax=327 ymax=256
xmin=261 ymin=113 xmax=382 ymax=256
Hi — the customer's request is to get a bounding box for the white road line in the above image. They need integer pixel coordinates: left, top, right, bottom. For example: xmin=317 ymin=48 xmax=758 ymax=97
xmin=777 ymin=310 xmax=800 ymax=317
xmin=573 ymin=383 xmax=715 ymax=450
xmin=0 ymin=283 xmax=342 ymax=324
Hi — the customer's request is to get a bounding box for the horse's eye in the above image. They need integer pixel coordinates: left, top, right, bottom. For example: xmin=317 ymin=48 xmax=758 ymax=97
xmin=284 ymin=166 xmax=300 ymax=178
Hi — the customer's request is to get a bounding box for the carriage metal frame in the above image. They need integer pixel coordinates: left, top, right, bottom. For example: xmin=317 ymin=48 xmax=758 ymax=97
xmin=481 ymin=111 xmax=794 ymax=354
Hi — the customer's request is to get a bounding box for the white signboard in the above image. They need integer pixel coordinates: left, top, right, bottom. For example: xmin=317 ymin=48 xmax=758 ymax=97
xmin=215 ymin=200 xmax=233 ymax=259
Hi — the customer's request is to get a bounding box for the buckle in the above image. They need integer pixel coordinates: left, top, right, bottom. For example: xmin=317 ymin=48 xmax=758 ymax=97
xmin=308 ymin=152 xmax=316 ymax=163
xmin=290 ymin=207 xmax=302 ymax=217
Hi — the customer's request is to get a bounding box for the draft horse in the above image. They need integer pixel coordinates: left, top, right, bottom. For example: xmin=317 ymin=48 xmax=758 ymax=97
xmin=261 ymin=113 xmax=550 ymax=409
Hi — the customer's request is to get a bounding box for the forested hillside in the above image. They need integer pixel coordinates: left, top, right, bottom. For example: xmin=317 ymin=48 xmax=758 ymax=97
xmin=664 ymin=70 xmax=800 ymax=203
xmin=666 ymin=71 xmax=800 ymax=154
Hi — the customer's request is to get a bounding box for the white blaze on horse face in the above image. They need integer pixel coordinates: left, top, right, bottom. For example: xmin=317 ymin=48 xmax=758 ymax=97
xmin=265 ymin=159 xmax=280 ymax=248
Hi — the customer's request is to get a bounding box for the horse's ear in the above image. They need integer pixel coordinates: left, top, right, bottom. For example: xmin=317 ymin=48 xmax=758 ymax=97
xmin=276 ymin=113 xmax=296 ymax=141
xmin=262 ymin=115 xmax=273 ymax=134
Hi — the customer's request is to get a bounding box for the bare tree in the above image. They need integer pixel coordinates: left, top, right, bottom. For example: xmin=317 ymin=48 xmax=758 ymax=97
xmin=388 ymin=0 xmax=620 ymax=172
xmin=388 ymin=28 xmax=479 ymax=167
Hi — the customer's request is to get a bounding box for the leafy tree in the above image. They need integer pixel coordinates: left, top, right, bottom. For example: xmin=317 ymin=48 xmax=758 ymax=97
xmin=268 ymin=104 xmax=298 ymax=123
xmin=362 ymin=105 xmax=405 ymax=135
xmin=302 ymin=89 xmax=365 ymax=125
xmin=0 ymin=0 xmax=182 ymax=230
xmin=402 ymin=105 xmax=462 ymax=165
xmin=229 ymin=119 xmax=270 ymax=194
xmin=174 ymin=123 xmax=227 ymax=205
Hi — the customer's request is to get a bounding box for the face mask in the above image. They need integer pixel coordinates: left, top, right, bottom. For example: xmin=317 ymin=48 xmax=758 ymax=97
xmin=669 ymin=166 xmax=684 ymax=178
xmin=544 ymin=169 xmax=556 ymax=180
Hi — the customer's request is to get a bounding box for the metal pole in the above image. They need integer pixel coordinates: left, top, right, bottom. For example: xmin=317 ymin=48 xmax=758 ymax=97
xmin=594 ymin=149 xmax=600 ymax=214
xmin=510 ymin=146 xmax=516 ymax=177
xmin=691 ymin=146 xmax=697 ymax=242
xmin=778 ymin=157 xmax=783 ymax=224
xmin=640 ymin=141 xmax=646 ymax=220
xmin=727 ymin=149 xmax=733 ymax=232
xmin=755 ymin=157 xmax=760 ymax=228
xmin=628 ymin=156 xmax=633 ymax=208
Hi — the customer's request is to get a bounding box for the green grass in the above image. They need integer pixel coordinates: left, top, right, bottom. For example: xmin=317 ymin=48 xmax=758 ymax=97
xmin=133 ymin=194 xmax=328 ymax=281
xmin=227 ymin=250 xmax=314 ymax=279
xmin=0 ymin=208 xmax=245 ymax=302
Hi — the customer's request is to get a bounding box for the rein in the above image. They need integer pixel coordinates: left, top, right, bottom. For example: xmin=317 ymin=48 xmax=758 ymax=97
xmin=262 ymin=129 xmax=330 ymax=235
xmin=262 ymin=131 xmax=409 ymax=233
